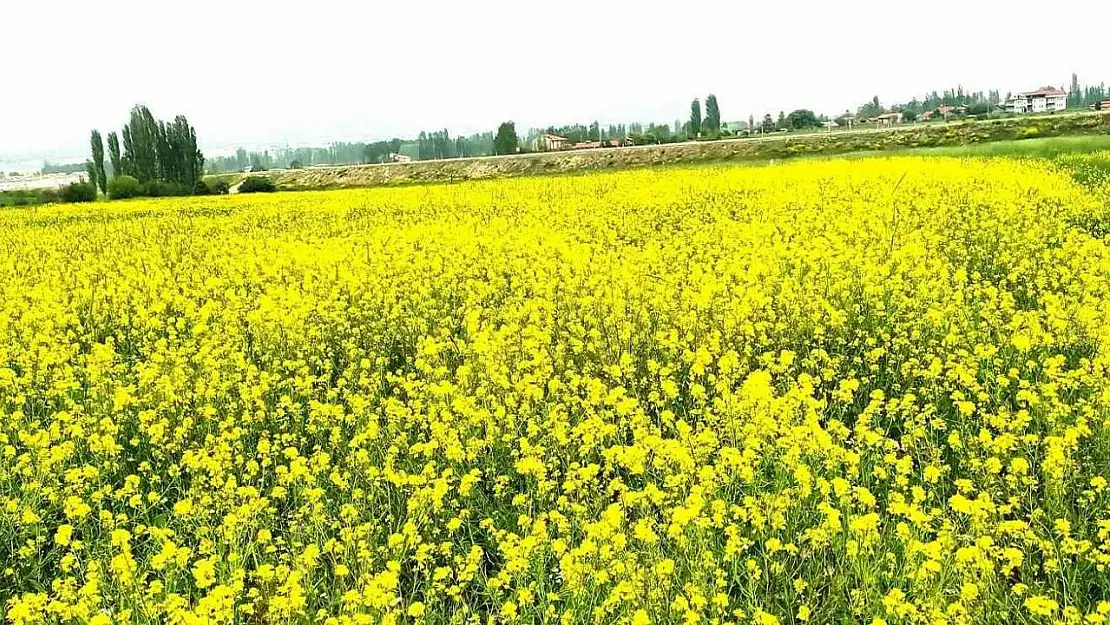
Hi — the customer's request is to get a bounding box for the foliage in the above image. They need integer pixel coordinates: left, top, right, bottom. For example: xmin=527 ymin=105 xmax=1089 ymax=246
xmin=205 ymin=137 xmax=493 ymax=173
xmin=703 ymin=95 xmax=720 ymax=134
xmin=263 ymin=113 xmax=1110 ymax=190
xmin=107 ymin=174 xmax=142 ymax=199
xmin=1068 ymin=74 xmax=1108 ymax=109
xmin=85 ymin=161 xmax=97 ymax=192
xmin=968 ymin=101 xmax=991 ymax=116
xmin=113 ymin=105 xmax=204 ymax=190
xmin=857 ymin=95 xmax=883 ymax=118
xmin=3 ymin=159 xmax=1110 ymax=625
xmin=786 ymin=109 xmax=820 ymax=130
xmin=689 ymin=98 xmax=702 ymax=137
xmin=494 ymin=121 xmax=519 ymax=155
xmin=121 ymin=105 xmax=159 ymax=182
xmin=106 ymin=132 xmax=122 ymax=179
xmin=90 ymin=130 xmax=108 ymax=193
xmin=59 ymin=180 xmax=97 ymax=203
xmin=530 ymin=124 xmax=630 ymax=148
xmin=39 ymin=161 xmax=86 ymax=175
xmin=205 ymin=179 xmax=231 ymax=195
xmin=238 ymin=175 xmax=276 ymax=193
xmin=142 ymin=180 xmax=189 ymax=197
xmin=0 ymin=188 xmax=60 ymax=207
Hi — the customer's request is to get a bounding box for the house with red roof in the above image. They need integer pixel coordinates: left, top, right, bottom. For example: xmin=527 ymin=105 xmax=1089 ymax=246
xmin=1003 ymin=87 xmax=1068 ymax=114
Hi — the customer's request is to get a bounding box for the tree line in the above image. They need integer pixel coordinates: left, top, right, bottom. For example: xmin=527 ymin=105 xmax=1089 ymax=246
xmin=58 ymin=73 xmax=1109 ymax=201
xmin=205 ymin=131 xmax=499 ymax=173
xmin=87 ymin=105 xmax=207 ymax=199
xmin=1069 ymin=74 xmax=1108 ymax=108
xmin=180 ymin=73 xmax=1110 ymax=178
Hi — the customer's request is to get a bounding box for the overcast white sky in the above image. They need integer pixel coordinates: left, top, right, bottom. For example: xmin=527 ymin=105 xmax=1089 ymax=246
xmin=2 ymin=0 xmax=1108 ymax=160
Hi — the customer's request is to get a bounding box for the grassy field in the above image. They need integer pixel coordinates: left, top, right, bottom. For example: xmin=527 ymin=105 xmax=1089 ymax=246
xmin=3 ymin=156 xmax=1110 ymax=624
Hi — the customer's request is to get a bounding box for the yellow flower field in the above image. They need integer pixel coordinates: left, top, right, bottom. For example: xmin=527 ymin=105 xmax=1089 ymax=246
xmin=3 ymin=158 xmax=1110 ymax=625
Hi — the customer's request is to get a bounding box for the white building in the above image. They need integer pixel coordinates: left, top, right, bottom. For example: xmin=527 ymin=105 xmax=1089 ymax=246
xmin=1004 ymin=88 xmax=1068 ymax=114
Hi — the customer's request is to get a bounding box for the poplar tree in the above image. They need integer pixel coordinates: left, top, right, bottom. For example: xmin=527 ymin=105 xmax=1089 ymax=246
xmin=689 ymin=99 xmax=702 ymax=137
xmin=704 ymin=95 xmax=721 ymax=134
xmin=106 ymin=132 xmax=122 ymax=179
xmin=89 ymin=130 xmax=108 ymax=193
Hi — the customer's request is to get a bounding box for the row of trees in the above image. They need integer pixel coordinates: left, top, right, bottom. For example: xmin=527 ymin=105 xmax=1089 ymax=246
xmin=87 ymin=105 xmax=205 ymax=197
xmin=688 ymin=95 xmax=721 ymax=137
xmin=81 ymin=73 xmax=1106 ymax=193
xmin=520 ymin=74 xmax=1106 ymax=151
xmin=1069 ymin=74 xmax=1108 ymax=108
xmin=205 ymin=131 xmax=501 ymax=173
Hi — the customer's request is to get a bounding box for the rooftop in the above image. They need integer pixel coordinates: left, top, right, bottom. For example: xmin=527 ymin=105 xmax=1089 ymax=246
xmin=1021 ymin=87 xmax=1067 ymax=97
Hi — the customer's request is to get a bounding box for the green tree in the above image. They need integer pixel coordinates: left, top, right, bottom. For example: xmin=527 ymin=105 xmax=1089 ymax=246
xmin=760 ymin=114 xmax=775 ymax=133
xmin=689 ymin=99 xmax=702 ymax=137
xmin=161 ymin=115 xmax=204 ymax=189
xmin=122 ymin=105 xmax=160 ymax=183
xmin=493 ymin=122 xmax=519 ymax=155
xmin=106 ymin=132 xmax=122 ymax=179
xmin=63 ymin=179 xmax=97 ymax=203
xmin=967 ymin=102 xmax=991 ymax=116
xmin=85 ymin=161 xmax=97 ymax=192
xmin=786 ymin=109 xmax=820 ymax=130
xmin=857 ymin=95 xmax=883 ymax=118
xmin=89 ymin=130 xmax=107 ymax=194
xmin=703 ymin=95 xmax=721 ymax=134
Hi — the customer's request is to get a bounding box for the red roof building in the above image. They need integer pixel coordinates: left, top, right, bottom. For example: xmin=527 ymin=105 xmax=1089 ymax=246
xmin=1004 ymin=87 xmax=1068 ymax=114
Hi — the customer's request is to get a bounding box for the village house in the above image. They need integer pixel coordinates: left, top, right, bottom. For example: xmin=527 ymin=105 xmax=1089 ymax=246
xmin=1003 ymin=88 xmax=1068 ymax=114
xmin=874 ymin=112 xmax=902 ymax=125
xmin=538 ymin=134 xmax=569 ymax=151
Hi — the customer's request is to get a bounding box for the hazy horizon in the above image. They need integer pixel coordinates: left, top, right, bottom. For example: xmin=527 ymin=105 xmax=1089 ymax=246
xmin=3 ymin=0 xmax=1108 ymax=166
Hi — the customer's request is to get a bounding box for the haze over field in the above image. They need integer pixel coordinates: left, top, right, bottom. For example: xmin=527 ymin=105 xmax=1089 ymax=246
xmin=2 ymin=0 xmax=1108 ymax=163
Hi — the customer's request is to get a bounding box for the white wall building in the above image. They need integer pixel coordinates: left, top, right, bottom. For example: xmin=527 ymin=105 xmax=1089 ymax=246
xmin=1004 ymin=88 xmax=1068 ymax=113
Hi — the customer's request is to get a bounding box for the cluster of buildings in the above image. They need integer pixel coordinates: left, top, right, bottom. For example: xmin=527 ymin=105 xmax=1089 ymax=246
xmin=536 ymin=135 xmax=626 ymax=152
xmin=848 ymin=87 xmax=1077 ymax=128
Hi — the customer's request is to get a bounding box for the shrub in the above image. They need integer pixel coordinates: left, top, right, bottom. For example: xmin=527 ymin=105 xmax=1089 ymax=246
xmin=239 ymin=176 xmax=276 ymax=193
xmin=0 ymin=189 xmax=54 ymax=207
xmin=142 ymin=180 xmax=189 ymax=198
xmin=61 ymin=181 xmax=97 ymax=203
xmin=205 ymin=179 xmax=230 ymax=195
xmin=108 ymin=175 xmax=142 ymax=199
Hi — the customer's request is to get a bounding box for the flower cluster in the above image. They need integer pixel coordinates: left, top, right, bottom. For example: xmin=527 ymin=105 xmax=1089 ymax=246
xmin=3 ymin=157 xmax=1110 ymax=625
